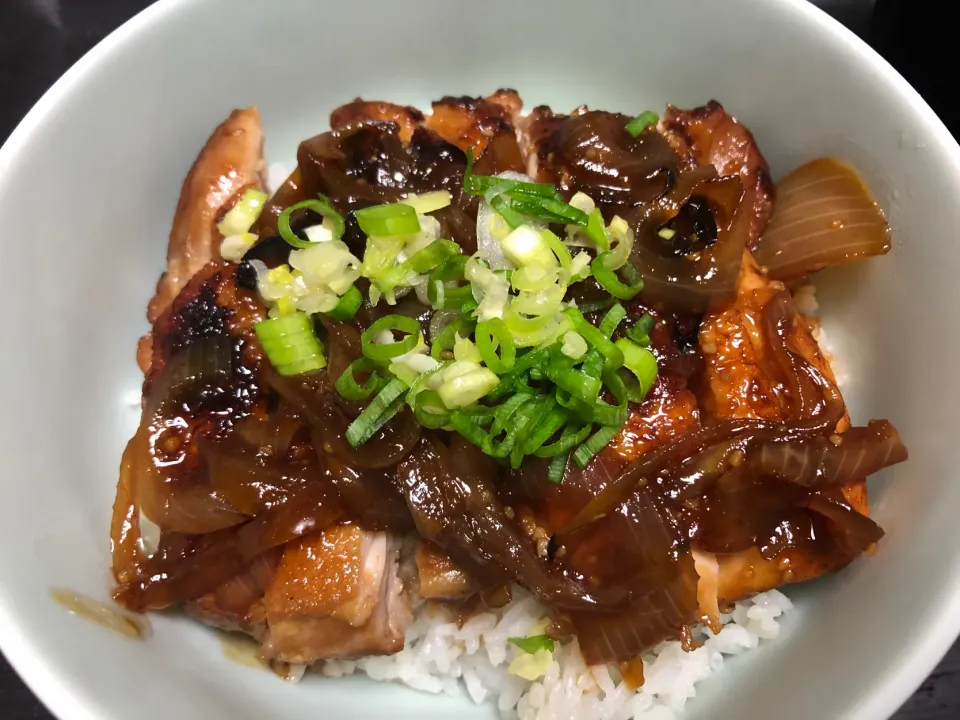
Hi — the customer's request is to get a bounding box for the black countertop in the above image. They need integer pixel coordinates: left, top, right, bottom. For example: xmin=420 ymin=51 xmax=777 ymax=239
xmin=0 ymin=0 xmax=956 ymax=717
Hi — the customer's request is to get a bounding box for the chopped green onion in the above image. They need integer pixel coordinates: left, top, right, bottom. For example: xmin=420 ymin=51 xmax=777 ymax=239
xmin=360 ymin=315 xmax=421 ymax=362
xmin=535 ymin=422 xmax=592 ymax=458
xmin=490 ymin=194 xmax=527 ymax=228
xmin=561 ymin=331 xmax=588 ymax=360
xmin=508 ymin=635 xmax=555 ymax=654
xmin=573 ymin=424 xmax=621 ymax=468
xmin=431 ymin=254 xmax=467 ymax=282
xmin=591 ymin=254 xmax=644 ymax=300
xmin=615 ymin=339 xmax=658 ymax=399
xmin=490 ymin=391 xmax=535 ymax=436
xmin=345 ymin=378 xmax=408 ymax=447
xmin=475 ymin=318 xmax=516 ymax=374
xmin=500 ymin=182 xmax=559 ymax=200
xmin=450 ymin=411 xmax=495 ymax=450
xmin=501 ymin=225 xmax=555 ymax=268
xmin=520 ymin=399 xmax=569 ymax=456
xmin=541 ymin=230 xmax=573 ymax=270
xmin=324 ymin=285 xmax=363 ymax=320
xmin=406 ymin=363 xmax=451 ymax=428
xmin=254 ymin=312 xmax=326 ymax=376
xmin=508 ymin=398 xmax=552 ymax=468
xmin=584 ymin=209 xmax=610 ymax=250
xmin=598 ymin=303 xmax=627 ymax=339
xmin=547 ymin=356 xmax=603 ymax=405
xmin=278 ymin=196 xmax=345 ymax=249
xmin=567 ymin=309 xmax=624 ymax=372
xmin=437 ymin=362 xmax=500 ymax=409
xmin=658 ymin=227 xmax=676 ymax=240
xmin=512 ymin=263 xmax=561 ymax=293
xmin=429 ymin=282 xmax=473 ymax=310
xmin=336 ymin=357 xmax=388 ymax=400
xmin=486 ymin=345 xmax=555 ymax=402
xmin=355 ymin=202 xmax=421 ymax=237
xmin=218 ymin=188 xmax=267 ymax=237
xmin=575 ymin=297 xmax=616 ymax=315
xmin=509 ymin=197 xmax=589 ymax=226
xmin=400 ymin=190 xmax=452 ymax=214
xmin=625 ymin=111 xmax=659 ymax=137
xmin=453 ymin=335 xmax=483 ymax=363
xmin=587 ymin=397 xmax=629 ymax=428
xmin=431 ymin=316 xmax=476 ymax=360
xmin=219 ymin=232 xmax=258 ymax=262
xmin=626 ymin=314 xmax=656 ymax=346
xmin=400 ymin=239 xmax=461 ymax=274
xmin=411 ymin=390 xmax=452 ymax=429
xmin=548 ymin=451 xmax=569 ymax=483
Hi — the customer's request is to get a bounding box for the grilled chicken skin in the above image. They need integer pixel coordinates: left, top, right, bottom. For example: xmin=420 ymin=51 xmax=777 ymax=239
xmin=139 ymin=107 xmax=264 ymax=372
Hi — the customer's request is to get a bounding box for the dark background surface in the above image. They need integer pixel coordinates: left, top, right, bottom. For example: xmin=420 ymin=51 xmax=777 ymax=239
xmin=0 ymin=0 xmax=956 ymax=717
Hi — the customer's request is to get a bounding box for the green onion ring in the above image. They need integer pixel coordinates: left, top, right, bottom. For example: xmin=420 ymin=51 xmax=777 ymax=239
xmin=360 ymin=315 xmax=421 ymax=362
xmin=278 ymin=196 xmax=345 ymax=249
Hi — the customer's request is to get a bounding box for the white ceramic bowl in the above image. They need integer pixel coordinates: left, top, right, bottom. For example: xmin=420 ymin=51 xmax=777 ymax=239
xmin=1 ymin=0 xmax=957 ymax=718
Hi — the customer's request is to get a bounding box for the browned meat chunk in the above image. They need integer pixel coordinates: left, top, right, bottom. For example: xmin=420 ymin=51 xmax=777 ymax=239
xmin=147 ymin=108 xmax=264 ymax=326
xmin=261 ymin=525 xmax=411 ymax=663
xmin=185 ymin=548 xmax=280 ymax=638
xmin=330 ymin=100 xmax=424 ymax=144
xmin=663 ymin=101 xmax=775 ymax=245
xmin=424 ymin=90 xmax=523 ymax=157
xmin=416 ymin=541 xmax=476 ymax=600
xmin=698 ymin=255 xmax=870 ymax=604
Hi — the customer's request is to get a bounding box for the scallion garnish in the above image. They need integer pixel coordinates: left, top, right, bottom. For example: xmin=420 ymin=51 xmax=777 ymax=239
xmin=400 ymin=190 xmax=452 ymax=214
xmin=355 ymin=202 xmax=421 ymax=238
xmin=508 ymin=635 xmax=555 ymax=654
xmin=625 ymin=110 xmax=659 ymax=137
xmin=572 ymin=424 xmax=621 ymax=469
xmin=615 ymin=339 xmax=658 ymax=399
xmin=254 ymin=312 xmax=326 ymax=376
xmin=360 ymin=315 xmax=421 ymax=362
xmin=218 ymin=188 xmax=267 ymax=238
xmin=278 ymin=196 xmax=345 ymax=249
xmin=597 ymin=303 xmax=627 ymax=338
xmin=336 ymin=357 xmax=389 ymax=400
xmin=345 ymin=377 xmax=408 ymax=447
xmin=626 ymin=314 xmax=655 ymax=346
xmin=324 ymin=285 xmax=363 ymax=320
xmin=475 ymin=318 xmax=517 ymax=375
xmin=548 ymin=451 xmax=569 ymax=483
xmin=465 ymin=147 xmax=592 ymax=230
xmin=591 ymin=253 xmax=644 ymax=300
xmin=490 ymin=194 xmax=527 ymax=228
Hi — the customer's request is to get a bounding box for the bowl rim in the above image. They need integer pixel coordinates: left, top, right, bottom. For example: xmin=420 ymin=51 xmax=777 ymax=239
xmin=2 ymin=0 xmax=960 ymax=718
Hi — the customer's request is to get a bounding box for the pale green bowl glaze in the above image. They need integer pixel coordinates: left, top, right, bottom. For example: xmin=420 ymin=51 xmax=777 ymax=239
xmin=1 ymin=0 xmax=957 ymax=718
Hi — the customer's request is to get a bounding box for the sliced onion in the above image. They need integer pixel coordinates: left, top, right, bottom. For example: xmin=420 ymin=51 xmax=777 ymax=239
xmin=115 ymin=483 xmax=342 ymax=611
xmin=111 ymin=434 xmax=146 ymax=585
xmin=754 ymin=419 xmax=907 ymax=488
xmin=630 ymin=167 xmax=748 ymax=312
xmin=137 ymin=473 xmax=247 ymax=534
xmin=754 ymin=158 xmax=890 ymax=281
xmin=136 ymin=339 xmax=249 ymax=535
xmin=201 ymin=439 xmax=319 ymax=515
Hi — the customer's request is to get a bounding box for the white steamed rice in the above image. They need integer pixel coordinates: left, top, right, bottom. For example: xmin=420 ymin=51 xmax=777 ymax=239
xmin=322 ymin=588 xmax=793 ymax=720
